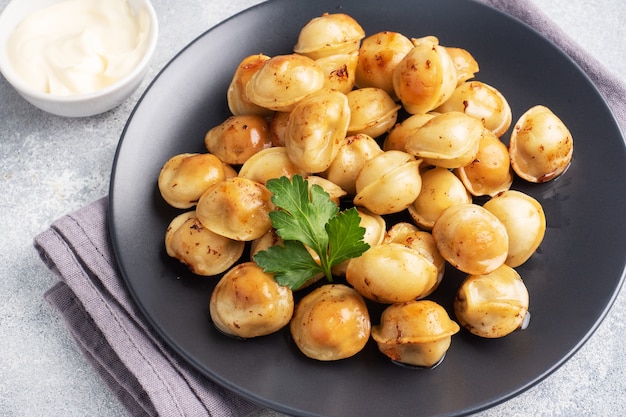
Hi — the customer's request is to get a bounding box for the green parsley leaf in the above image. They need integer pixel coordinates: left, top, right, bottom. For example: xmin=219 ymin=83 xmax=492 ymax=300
xmin=267 ymin=175 xmax=338 ymax=254
xmin=326 ymin=207 xmax=371 ymax=266
xmin=253 ymin=175 xmax=370 ymax=290
xmin=252 ymin=240 xmax=322 ymax=290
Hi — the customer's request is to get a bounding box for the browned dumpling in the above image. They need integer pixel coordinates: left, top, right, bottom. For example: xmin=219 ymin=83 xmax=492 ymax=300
xmin=482 ymin=190 xmax=546 ymax=268
xmin=196 ymin=177 xmax=274 ymax=241
xmin=238 ymin=146 xmax=305 ymax=185
xmin=294 ymin=13 xmax=365 ymax=60
xmin=158 ymin=153 xmax=225 ymax=209
xmin=165 ymin=211 xmax=244 ymax=276
xmin=226 ymin=53 xmax=273 ymax=117
xmin=383 ymin=112 xmax=436 ymax=152
xmin=355 ymin=31 xmax=414 ymax=98
xmin=407 ymin=166 xmax=471 ymax=230
xmin=245 ymin=53 xmax=325 ymax=112
xmin=383 ymin=222 xmax=445 ymax=297
xmin=454 ymin=264 xmax=530 ymax=338
xmin=285 ymin=88 xmax=350 ymax=173
xmin=404 ymin=111 xmax=483 ymax=169
xmin=204 ymin=115 xmax=273 ymax=165
xmin=371 ymin=300 xmax=460 ymax=368
xmin=315 ymin=51 xmax=359 ymax=93
xmin=290 ymin=284 xmax=370 ymax=361
xmin=432 ymin=203 xmax=508 ymax=275
xmin=509 ymin=105 xmax=573 ymax=183
xmin=210 ymin=262 xmax=294 ymax=338
xmin=445 ymin=46 xmax=479 ymax=86
xmin=346 ymin=242 xmax=438 ymax=304
xmin=345 ymin=87 xmax=400 ymax=138
xmin=353 ymin=150 xmax=422 ymax=215
xmin=392 ymin=36 xmax=457 ymax=114
xmin=435 ymin=81 xmax=511 ymax=137
xmin=249 ymin=228 xmax=283 ymax=259
xmin=322 ymin=133 xmax=383 ymax=196
xmin=454 ymin=129 xmax=513 ymax=197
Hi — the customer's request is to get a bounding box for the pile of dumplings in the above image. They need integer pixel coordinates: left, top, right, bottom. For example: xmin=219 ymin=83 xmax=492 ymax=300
xmin=158 ymin=13 xmax=573 ymax=367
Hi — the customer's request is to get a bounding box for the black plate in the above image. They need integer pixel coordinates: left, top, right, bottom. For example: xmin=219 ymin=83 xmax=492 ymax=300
xmin=109 ymin=0 xmax=626 ymax=416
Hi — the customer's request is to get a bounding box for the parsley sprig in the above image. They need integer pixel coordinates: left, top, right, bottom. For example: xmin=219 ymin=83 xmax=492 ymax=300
xmin=253 ymin=175 xmax=370 ymax=290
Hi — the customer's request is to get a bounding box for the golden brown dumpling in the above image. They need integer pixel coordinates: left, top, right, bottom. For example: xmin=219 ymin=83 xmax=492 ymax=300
xmin=204 ymin=115 xmax=273 ymax=165
xmin=454 ymin=129 xmax=513 ymax=197
xmin=196 ymin=177 xmax=274 ymax=241
xmin=158 ymin=153 xmax=225 ymax=209
xmin=238 ymin=146 xmax=306 ymax=185
xmin=322 ymin=133 xmax=383 ymax=196
xmin=454 ymin=264 xmax=530 ymax=338
xmin=483 ymin=190 xmax=546 ymax=268
xmin=407 ymin=166 xmax=471 ymax=230
xmin=346 ymin=242 xmax=438 ymax=304
xmin=392 ymin=37 xmax=457 ymax=114
xmin=435 ymin=81 xmax=511 ymax=137
xmin=353 ymin=150 xmax=422 ymax=215
xmin=245 ymin=54 xmax=325 ymax=112
xmin=285 ymin=88 xmax=350 ymax=173
xmin=294 ymin=13 xmax=365 ymax=60
xmin=509 ymin=105 xmax=573 ymax=183
xmin=165 ymin=211 xmax=244 ymax=276
xmin=226 ymin=53 xmax=273 ymax=117
xmin=290 ymin=284 xmax=370 ymax=361
xmin=383 ymin=223 xmax=445 ymax=297
xmin=355 ymin=31 xmax=414 ymax=98
xmin=371 ymin=300 xmax=460 ymax=368
xmin=210 ymin=262 xmax=294 ymax=338
xmin=432 ymin=203 xmax=508 ymax=275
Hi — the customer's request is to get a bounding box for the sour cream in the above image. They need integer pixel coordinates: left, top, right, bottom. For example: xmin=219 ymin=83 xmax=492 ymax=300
xmin=6 ymin=0 xmax=151 ymax=96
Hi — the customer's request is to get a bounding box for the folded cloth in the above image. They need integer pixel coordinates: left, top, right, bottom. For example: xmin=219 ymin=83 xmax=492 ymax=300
xmin=35 ymin=1 xmax=625 ymax=417
xmin=36 ymin=197 xmax=280 ymax=417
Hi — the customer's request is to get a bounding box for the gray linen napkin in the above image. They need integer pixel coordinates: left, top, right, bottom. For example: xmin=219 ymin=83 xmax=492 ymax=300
xmin=35 ymin=1 xmax=625 ymax=417
xmin=36 ymin=197 xmax=276 ymax=417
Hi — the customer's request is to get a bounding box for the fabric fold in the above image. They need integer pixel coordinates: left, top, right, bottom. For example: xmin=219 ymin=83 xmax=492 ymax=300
xmin=36 ymin=198 xmax=270 ymax=417
xmin=44 ymin=281 xmax=156 ymax=417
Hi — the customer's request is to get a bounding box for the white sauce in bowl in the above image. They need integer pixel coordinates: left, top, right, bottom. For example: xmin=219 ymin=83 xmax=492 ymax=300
xmin=6 ymin=0 xmax=151 ymax=95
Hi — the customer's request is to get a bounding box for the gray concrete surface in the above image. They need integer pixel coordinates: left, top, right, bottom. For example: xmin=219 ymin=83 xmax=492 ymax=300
xmin=1 ymin=0 xmax=624 ymax=416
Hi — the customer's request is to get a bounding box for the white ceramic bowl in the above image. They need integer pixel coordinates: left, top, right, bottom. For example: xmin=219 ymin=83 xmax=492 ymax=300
xmin=0 ymin=0 xmax=158 ymax=117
